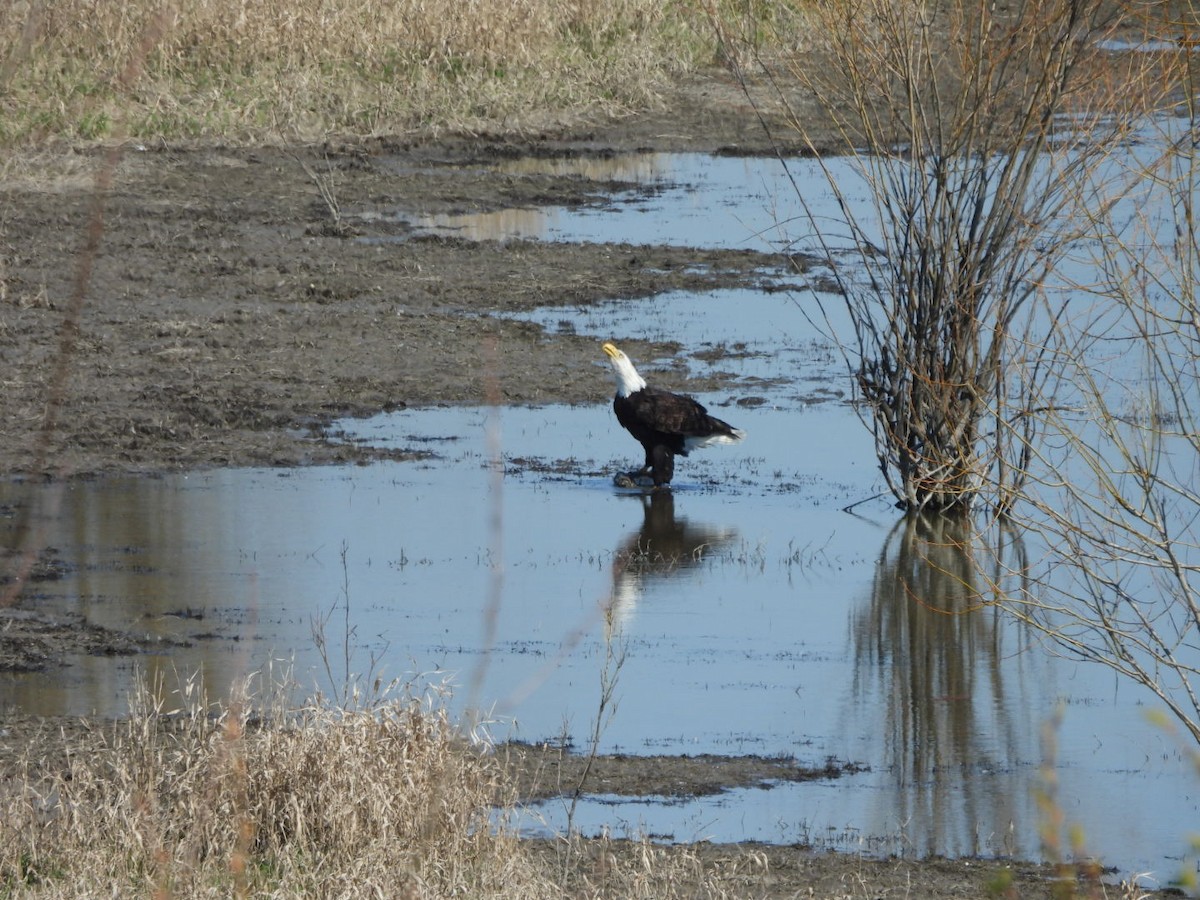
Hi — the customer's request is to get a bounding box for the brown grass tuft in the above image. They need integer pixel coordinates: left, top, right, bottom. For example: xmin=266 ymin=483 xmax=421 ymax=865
xmin=0 ymin=674 xmax=550 ymax=897
xmin=0 ymin=670 xmax=751 ymax=898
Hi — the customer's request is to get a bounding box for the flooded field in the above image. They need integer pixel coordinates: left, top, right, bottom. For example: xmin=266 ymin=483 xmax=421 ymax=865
xmin=3 ymin=150 xmax=1198 ymax=891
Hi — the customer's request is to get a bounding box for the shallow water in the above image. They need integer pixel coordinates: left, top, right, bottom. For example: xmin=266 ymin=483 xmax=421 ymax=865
xmin=411 ymin=151 xmax=878 ymax=252
xmin=3 ymin=149 xmax=1198 ymax=890
xmin=3 ymin=399 xmax=1195 ymax=883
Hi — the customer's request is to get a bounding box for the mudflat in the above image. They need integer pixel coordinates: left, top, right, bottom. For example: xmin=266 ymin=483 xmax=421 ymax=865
xmin=0 ymin=65 xmax=1180 ymax=898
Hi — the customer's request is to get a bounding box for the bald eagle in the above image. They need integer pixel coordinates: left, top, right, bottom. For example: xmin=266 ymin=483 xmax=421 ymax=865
xmin=601 ymin=342 xmax=745 ymax=488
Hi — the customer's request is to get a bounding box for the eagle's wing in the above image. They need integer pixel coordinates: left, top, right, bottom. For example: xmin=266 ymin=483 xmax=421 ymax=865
xmin=629 ymin=388 xmax=731 ymax=437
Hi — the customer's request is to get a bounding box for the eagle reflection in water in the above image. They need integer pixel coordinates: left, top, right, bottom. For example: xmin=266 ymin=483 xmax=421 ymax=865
xmin=604 ymin=490 xmax=738 ymax=634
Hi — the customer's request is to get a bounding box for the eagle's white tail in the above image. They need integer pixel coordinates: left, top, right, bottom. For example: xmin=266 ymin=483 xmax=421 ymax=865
xmin=685 ymin=428 xmax=746 ymax=451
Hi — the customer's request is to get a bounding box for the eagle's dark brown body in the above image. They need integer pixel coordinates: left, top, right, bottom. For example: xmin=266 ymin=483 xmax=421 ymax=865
xmin=613 ymin=387 xmax=742 ymax=486
xmin=602 ymin=342 xmax=744 ymax=488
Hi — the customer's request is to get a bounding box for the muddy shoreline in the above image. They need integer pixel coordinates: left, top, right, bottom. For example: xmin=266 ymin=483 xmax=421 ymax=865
xmin=0 ymin=68 xmax=827 ymax=480
xmin=0 ymin=66 xmax=1184 ymax=897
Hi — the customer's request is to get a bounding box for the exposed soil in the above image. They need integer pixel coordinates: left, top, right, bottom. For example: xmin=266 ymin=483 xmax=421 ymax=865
xmin=503 ymin=741 xmax=870 ymax=804
xmin=0 ymin=63 xmax=1187 ymax=897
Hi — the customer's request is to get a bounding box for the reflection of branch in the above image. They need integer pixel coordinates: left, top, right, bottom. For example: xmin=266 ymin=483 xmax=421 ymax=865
xmin=842 ymin=490 xmax=893 ymax=515
xmin=844 ymin=513 xmax=1035 ymax=855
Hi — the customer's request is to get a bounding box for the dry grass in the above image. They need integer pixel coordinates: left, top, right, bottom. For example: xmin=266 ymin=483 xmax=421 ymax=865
xmin=0 ymin=0 xmax=769 ymax=146
xmin=0 ymin=673 xmax=743 ymax=899
xmin=0 ymin=675 xmax=539 ymax=897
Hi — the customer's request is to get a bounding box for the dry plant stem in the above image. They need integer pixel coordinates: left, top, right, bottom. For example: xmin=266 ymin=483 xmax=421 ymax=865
xmin=310 ymin=543 xmax=393 ymax=705
xmin=1 ymin=10 xmax=169 ymax=608
xmin=0 ymin=146 xmax=109 ymax=610
xmin=0 ymin=3 xmax=42 ymax=92
xmin=1035 ymin=706 xmax=1115 ymax=899
xmin=466 ymin=334 xmax=505 ymax=736
xmin=560 ymin=627 xmax=625 ymax=884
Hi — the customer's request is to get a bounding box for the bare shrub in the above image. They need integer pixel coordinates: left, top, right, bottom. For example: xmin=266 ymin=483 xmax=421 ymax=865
xmin=718 ymin=0 xmax=1168 ymax=513
xmin=1000 ymin=34 xmax=1200 ymax=745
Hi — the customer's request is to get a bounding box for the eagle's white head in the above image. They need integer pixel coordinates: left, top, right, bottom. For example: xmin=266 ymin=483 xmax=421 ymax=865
xmin=602 ymin=342 xmax=647 ymax=398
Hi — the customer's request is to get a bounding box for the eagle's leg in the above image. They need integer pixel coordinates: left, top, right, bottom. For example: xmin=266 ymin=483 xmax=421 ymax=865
xmin=638 ymin=447 xmax=655 ymax=476
xmin=650 ymin=445 xmax=675 ymax=487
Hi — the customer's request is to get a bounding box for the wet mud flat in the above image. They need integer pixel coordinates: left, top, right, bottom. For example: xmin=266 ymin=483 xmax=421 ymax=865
xmin=0 ymin=63 xmax=842 ymax=481
xmin=504 ymin=742 xmax=869 ymax=803
xmin=0 ymin=77 xmax=824 ymax=673
xmin=0 ymin=145 xmax=799 ymax=477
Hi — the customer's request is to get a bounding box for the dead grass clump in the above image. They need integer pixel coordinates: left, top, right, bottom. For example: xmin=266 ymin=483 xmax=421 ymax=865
xmin=530 ymin=833 xmax=758 ymax=900
xmin=0 ymin=0 xmax=746 ymax=145
xmin=0 ymin=676 xmax=552 ymax=898
xmin=0 ymin=674 xmax=751 ymax=898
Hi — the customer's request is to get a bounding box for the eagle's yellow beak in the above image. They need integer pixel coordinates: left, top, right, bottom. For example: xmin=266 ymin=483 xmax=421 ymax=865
xmin=602 ymin=342 xmax=620 ymax=359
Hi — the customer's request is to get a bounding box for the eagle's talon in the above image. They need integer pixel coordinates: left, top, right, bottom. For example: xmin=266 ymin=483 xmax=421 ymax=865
xmin=614 ymin=471 xmax=656 ymax=489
